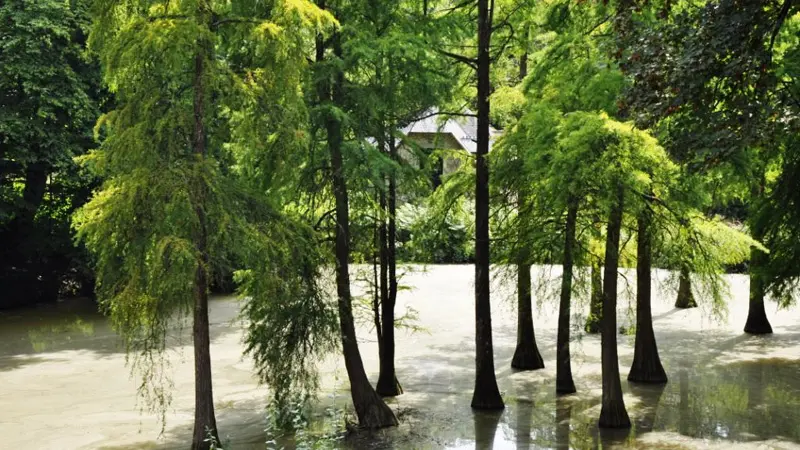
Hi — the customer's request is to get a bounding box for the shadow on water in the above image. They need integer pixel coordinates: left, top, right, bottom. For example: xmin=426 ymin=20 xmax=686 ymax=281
xmin=0 ymin=295 xmax=244 ymax=372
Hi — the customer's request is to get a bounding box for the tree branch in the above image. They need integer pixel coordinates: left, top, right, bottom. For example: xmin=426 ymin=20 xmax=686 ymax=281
xmin=436 ymin=49 xmax=478 ymax=69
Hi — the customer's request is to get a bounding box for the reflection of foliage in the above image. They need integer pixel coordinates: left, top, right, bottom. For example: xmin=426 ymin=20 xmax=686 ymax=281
xmin=27 ymin=316 xmax=95 ymax=352
xmin=658 ymin=359 xmax=800 ymax=442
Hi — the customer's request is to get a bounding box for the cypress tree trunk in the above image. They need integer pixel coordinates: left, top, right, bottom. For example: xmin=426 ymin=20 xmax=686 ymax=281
xmin=371 ymin=236 xmax=382 ymax=352
xmin=674 ymin=267 xmax=697 ymax=308
xmin=628 ymin=209 xmax=667 ymax=384
xmin=556 ymin=200 xmax=578 ymax=394
xmin=511 ymin=262 xmax=544 ymax=370
xmin=744 ymin=245 xmax=772 ymax=334
xmin=190 ymin=50 xmax=219 ymax=450
xmin=585 ymin=260 xmax=603 ymax=333
xmin=325 ymin=33 xmax=397 ymax=428
xmin=745 ymin=181 xmax=772 ymax=334
xmin=376 ymin=127 xmax=402 ymax=397
xmin=471 ymin=0 xmax=503 ymax=410
xmin=598 ymin=185 xmax=631 ymax=429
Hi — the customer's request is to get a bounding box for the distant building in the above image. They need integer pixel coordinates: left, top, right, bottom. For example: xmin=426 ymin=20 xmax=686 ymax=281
xmin=398 ymin=109 xmax=501 ymax=188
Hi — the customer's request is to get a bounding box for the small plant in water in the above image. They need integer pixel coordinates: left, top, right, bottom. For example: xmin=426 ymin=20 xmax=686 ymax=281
xmin=205 ymin=427 xmax=223 ymax=450
xmin=265 ymin=391 xmax=347 ymax=450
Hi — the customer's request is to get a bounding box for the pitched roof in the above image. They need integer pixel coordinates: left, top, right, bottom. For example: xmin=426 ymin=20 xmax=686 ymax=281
xmin=400 ymin=109 xmax=501 ymax=153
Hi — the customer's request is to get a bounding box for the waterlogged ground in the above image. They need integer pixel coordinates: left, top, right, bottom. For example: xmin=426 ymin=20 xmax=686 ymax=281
xmin=0 ymin=265 xmax=798 ymax=449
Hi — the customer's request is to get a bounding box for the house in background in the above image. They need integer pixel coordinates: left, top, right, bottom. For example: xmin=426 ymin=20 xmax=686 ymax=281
xmin=398 ymin=109 xmax=501 ymax=188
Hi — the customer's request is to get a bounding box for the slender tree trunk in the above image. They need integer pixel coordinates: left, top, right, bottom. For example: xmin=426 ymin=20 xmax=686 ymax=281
xmin=372 ymin=238 xmax=382 ymax=353
xmin=511 ymin=262 xmax=544 ymax=370
xmin=376 ymin=125 xmax=402 ymax=397
xmin=745 ymin=232 xmax=772 ymax=334
xmin=324 ymin=34 xmax=397 ymax=428
xmin=585 ymin=260 xmax=603 ymax=333
xmin=519 ymin=27 xmax=528 ymax=81
xmin=471 ymin=0 xmax=503 ymax=410
xmin=511 ymin=194 xmax=543 ymax=371
xmin=745 ymin=180 xmax=772 ymax=333
xmin=674 ymin=267 xmax=697 ymax=308
xmin=190 ymin=50 xmax=219 ymax=450
xmin=556 ymin=200 xmax=578 ymax=394
xmin=598 ymin=185 xmax=631 ymax=429
xmin=628 ymin=208 xmax=667 ymax=384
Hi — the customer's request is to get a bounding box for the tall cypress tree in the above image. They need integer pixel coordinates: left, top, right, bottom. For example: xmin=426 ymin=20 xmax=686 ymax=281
xmin=76 ymin=1 xmax=335 ymax=447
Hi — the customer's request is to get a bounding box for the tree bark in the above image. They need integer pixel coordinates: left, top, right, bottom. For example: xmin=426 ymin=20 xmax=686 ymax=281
xmin=628 ymin=208 xmax=667 ymax=384
xmin=511 ymin=262 xmax=544 ymax=370
xmin=674 ymin=267 xmax=697 ymax=309
xmin=556 ymin=200 xmax=578 ymax=394
xmin=372 ymin=241 xmax=382 ymax=352
xmin=376 ymin=125 xmax=402 ymax=397
xmin=745 ymin=183 xmax=772 ymax=334
xmin=471 ymin=0 xmax=503 ymax=411
xmin=598 ymin=185 xmax=631 ymax=429
xmin=745 ymin=244 xmax=772 ymax=334
xmin=325 ymin=33 xmax=397 ymax=428
xmin=190 ymin=50 xmax=219 ymax=450
xmin=585 ymin=260 xmax=603 ymax=333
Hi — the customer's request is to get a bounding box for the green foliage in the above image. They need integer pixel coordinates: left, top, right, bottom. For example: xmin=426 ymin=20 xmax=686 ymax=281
xmin=75 ymin=0 xmax=339 ymax=424
xmin=0 ymin=0 xmax=102 ymax=308
xmin=397 ymin=202 xmax=474 ymax=264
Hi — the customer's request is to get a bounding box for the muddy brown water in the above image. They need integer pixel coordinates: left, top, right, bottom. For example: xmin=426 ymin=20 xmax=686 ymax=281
xmin=1 ymin=265 xmax=798 ymax=449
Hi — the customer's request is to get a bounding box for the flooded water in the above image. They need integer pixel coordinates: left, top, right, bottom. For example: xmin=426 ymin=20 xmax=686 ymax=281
xmin=0 ymin=266 xmax=798 ymax=449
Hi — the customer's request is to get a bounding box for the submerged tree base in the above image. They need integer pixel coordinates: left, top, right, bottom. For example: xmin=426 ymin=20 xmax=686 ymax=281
xmin=353 ymin=388 xmax=398 ymax=428
xmin=471 ymin=379 xmax=505 ymax=410
xmin=511 ymin=343 xmax=544 ymax=371
xmin=744 ymin=312 xmax=773 ymax=334
xmin=556 ymin=377 xmax=576 ymax=395
xmin=598 ymin=403 xmax=631 ymax=429
xmin=376 ymin=376 xmax=404 ymax=397
xmin=675 ymin=272 xmax=697 ymax=309
xmin=628 ymin=362 xmax=668 ymax=384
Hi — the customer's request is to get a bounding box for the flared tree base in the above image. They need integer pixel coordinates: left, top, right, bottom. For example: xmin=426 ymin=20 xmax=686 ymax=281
xmin=628 ymin=366 xmax=668 ymax=384
xmin=376 ymin=374 xmax=404 ymax=397
xmin=511 ymin=343 xmax=545 ymax=371
xmin=556 ymin=377 xmax=576 ymax=395
xmin=598 ymin=402 xmax=631 ymax=429
xmin=675 ymin=281 xmax=697 ymax=309
xmin=744 ymin=313 xmax=773 ymax=334
xmin=674 ymin=294 xmax=697 ymax=309
xmin=471 ymin=383 xmax=505 ymax=410
xmin=353 ymin=388 xmax=398 ymax=428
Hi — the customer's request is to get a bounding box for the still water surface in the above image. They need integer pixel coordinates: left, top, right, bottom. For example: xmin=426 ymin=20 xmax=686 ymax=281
xmin=1 ymin=266 xmax=798 ymax=449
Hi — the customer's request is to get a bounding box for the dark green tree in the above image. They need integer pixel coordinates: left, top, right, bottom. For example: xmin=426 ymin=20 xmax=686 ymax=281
xmin=0 ymin=0 xmax=100 ymax=308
